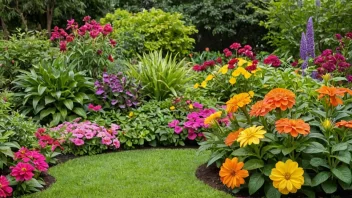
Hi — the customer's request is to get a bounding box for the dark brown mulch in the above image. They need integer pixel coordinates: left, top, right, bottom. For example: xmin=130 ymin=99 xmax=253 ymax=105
xmin=196 ymin=163 xmax=352 ymax=198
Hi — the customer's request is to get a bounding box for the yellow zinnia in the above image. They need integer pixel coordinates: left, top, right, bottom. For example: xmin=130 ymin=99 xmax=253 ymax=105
xmin=236 ymin=126 xmax=266 ymax=147
xmin=269 ymin=160 xmax=304 ymax=195
xmin=232 ymin=67 xmax=252 ymax=79
xmin=200 ymin=81 xmax=207 ymax=88
xmin=229 ymin=77 xmax=236 ymax=85
xmin=194 ymin=83 xmax=199 ymax=88
xmin=170 ymin=106 xmax=175 ymax=110
xmin=237 ymin=58 xmax=247 ymax=67
xmin=189 ymin=104 xmax=194 ymax=110
xmin=128 ymin=112 xmax=134 ymax=117
xmin=248 ymin=91 xmax=254 ymax=97
xmin=219 ymin=65 xmax=229 ymax=74
xmin=205 ymin=74 xmax=215 ymax=81
xmin=204 ymin=111 xmax=222 ymax=125
xmin=226 ymin=93 xmax=252 ymax=113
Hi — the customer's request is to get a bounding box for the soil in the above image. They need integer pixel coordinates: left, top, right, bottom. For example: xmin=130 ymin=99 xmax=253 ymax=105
xmin=195 ymin=163 xmax=352 ymax=198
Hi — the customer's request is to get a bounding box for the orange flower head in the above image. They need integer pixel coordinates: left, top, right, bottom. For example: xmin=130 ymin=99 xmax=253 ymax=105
xmin=335 ymin=120 xmax=352 ymax=128
xmin=224 ymin=128 xmax=243 ymax=146
xmin=275 ymin=118 xmax=310 ymax=137
xmin=249 ymin=100 xmax=273 ymax=117
xmin=219 ymin=157 xmax=249 ymax=189
xmin=263 ymin=88 xmax=295 ymax=111
xmin=316 ymin=85 xmax=347 ymax=106
xmin=205 ymin=47 xmax=210 ymax=52
xmin=226 ymin=93 xmax=252 ymax=113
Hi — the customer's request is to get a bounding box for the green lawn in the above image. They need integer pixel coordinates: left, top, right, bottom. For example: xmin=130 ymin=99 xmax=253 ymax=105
xmin=25 ymin=149 xmax=232 ymax=198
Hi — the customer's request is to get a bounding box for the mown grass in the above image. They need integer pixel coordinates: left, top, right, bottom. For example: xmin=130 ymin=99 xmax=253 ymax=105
xmin=25 ymin=149 xmax=231 ymax=198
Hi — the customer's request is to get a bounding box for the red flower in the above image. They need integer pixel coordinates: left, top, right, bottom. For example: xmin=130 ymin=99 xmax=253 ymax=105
xmin=88 ymin=103 xmax=102 ymax=111
xmin=66 ymin=35 xmax=74 ymax=42
xmin=110 ymin=39 xmax=117 ymax=47
xmin=0 ymin=176 xmax=12 ymax=197
xmin=90 ymin=30 xmax=100 ymax=38
xmin=103 ymin=24 xmax=113 ymax=35
xmin=97 ymin=50 xmax=103 ymax=55
xmin=346 ymin=32 xmax=352 ymax=39
xmin=108 ymin=54 xmax=114 ymax=62
xmin=264 ymin=54 xmax=281 ymax=67
xmin=216 ymin=57 xmax=222 ymax=64
xmin=335 ymin=34 xmax=342 ymax=40
xmin=245 ymin=65 xmax=257 ymax=71
xmin=193 ymin=64 xmax=202 ymax=71
xmin=228 ymin=58 xmax=238 ymax=65
xmin=10 ymin=162 xmax=35 ymax=181
xmin=83 ymin=16 xmax=91 ymax=22
xmin=291 ymin=60 xmax=298 ymax=67
xmin=230 ymin=42 xmax=241 ymax=50
xmin=59 ymin=41 xmax=67 ymax=52
xmin=228 ymin=64 xmax=235 ymax=69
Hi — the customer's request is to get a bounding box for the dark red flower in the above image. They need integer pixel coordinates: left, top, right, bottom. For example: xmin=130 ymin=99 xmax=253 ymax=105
xmin=228 ymin=64 xmax=235 ymax=69
xmin=108 ymin=54 xmax=114 ymax=62
xmin=230 ymin=42 xmax=241 ymax=50
xmin=264 ymin=54 xmax=281 ymax=67
xmin=335 ymin=34 xmax=342 ymax=40
xmin=59 ymin=41 xmax=67 ymax=52
xmin=216 ymin=57 xmax=222 ymax=64
xmin=66 ymin=35 xmax=74 ymax=42
xmin=346 ymin=32 xmax=352 ymax=39
xmin=193 ymin=64 xmax=202 ymax=71
xmin=291 ymin=60 xmax=298 ymax=67
xmin=110 ymin=39 xmax=117 ymax=47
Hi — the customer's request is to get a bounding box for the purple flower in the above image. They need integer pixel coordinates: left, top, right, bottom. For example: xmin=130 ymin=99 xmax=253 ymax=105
xmin=306 ymin=17 xmax=315 ymax=58
xmin=315 ymin=0 xmax=321 ymax=7
xmin=301 ymin=57 xmax=309 ymax=76
xmin=300 ymin=32 xmax=307 ymax=60
xmin=96 ymin=88 xmax=104 ymax=95
xmin=111 ymin=100 xmax=118 ymax=105
xmin=311 ymin=71 xmax=319 ymax=79
xmin=347 ymin=75 xmax=352 ymax=82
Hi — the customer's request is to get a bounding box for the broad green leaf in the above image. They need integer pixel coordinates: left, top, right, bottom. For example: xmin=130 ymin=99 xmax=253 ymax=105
xmin=332 ymin=142 xmax=348 ymax=153
xmin=63 ymin=99 xmax=74 ymax=110
xmin=311 ymin=171 xmax=331 ymax=186
xmin=45 ymin=96 xmax=56 ymax=105
xmin=243 ymin=159 xmax=264 ymax=170
xmin=303 ymin=172 xmax=312 ymax=186
xmin=32 ymin=96 xmax=41 ymax=110
xmin=263 ymin=163 xmax=275 ymax=176
xmin=248 ymin=172 xmax=264 ymax=195
xmin=206 ymin=150 xmax=227 ymax=167
xmin=304 ymin=142 xmax=327 ymax=154
xmin=231 ymin=147 xmax=255 ymax=157
xmin=37 ymin=85 xmax=47 ymax=95
xmin=73 ymin=107 xmax=87 ymax=118
xmin=264 ymin=183 xmax=280 ymax=198
xmin=50 ymin=113 xmax=61 ymax=127
xmin=332 ymin=165 xmax=352 ymax=184
xmin=310 ymin=158 xmax=329 ymax=169
xmin=321 ymin=179 xmax=337 ymax=194
xmin=332 ymin=151 xmax=351 ymax=164
xmin=40 ymin=107 xmax=56 ymax=120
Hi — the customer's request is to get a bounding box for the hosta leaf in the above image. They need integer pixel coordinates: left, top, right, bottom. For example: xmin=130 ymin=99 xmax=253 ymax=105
xmin=32 ymin=96 xmax=41 ymax=110
xmin=50 ymin=112 xmax=61 ymax=127
xmin=63 ymin=99 xmax=74 ymax=110
xmin=40 ymin=107 xmax=56 ymax=120
xmin=73 ymin=107 xmax=87 ymax=118
xmin=38 ymin=85 xmax=47 ymax=95
xmin=45 ymin=96 xmax=56 ymax=105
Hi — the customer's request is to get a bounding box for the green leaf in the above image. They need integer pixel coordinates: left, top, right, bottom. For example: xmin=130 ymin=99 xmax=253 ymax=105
xmin=263 ymin=163 xmax=275 ymax=176
xmin=332 ymin=165 xmax=352 ymax=184
xmin=332 ymin=142 xmax=348 ymax=153
xmin=39 ymin=107 xmax=56 ymax=120
xmin=310 ymin=158 xmax=330 ymax=169
xmin=73 ymin=107 xmax=87 ymax=118
xmin=301 ymin=187 xmax=315 ymax=198
xmin=50 ymin=112 xmax=61 ymax=126
xmin=206 ymin=150 xmax=227 ymax=167
xmin=248 ymin=173 xmax=264 ymax=195
xmin=303 ymin=172 xmax=312 ymax=186
xmin=333 ymin=151 xmax=351 ymax=164
xmin=321 ymin=179 xmax=337 ymax=194
xmin=282 ymin=147 xmax=295 ymax=156
xmin=37 ymin=85 xmax=47 ymax=95
xmin=63 ymin=99 xmax=74 ymax=110
xmin=32 ymin=96 xmax=41 ymax=109
xmin=311 ymin=171 xmax=331 ymax=186
xmin=264 ymin=183 xmax=280 ymax=198
xmin=231 ymin=147 xmax=255 ymax=157
xmin=243 ymin=159 xmax=264 ymax=170
xmin=45 ymin=95 xmax=56 ymax=105
xmin=54 ymin=91 xmax=61 ymax=99
xmin=304 ymin=142 xmax=327 ymax=154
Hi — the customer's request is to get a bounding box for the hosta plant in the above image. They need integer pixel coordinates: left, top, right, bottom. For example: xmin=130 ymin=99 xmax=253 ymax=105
xmin=198 ymin=66 xmax=352 ymax=196
xmin=13 ymin=56 xmax=94 ymax=126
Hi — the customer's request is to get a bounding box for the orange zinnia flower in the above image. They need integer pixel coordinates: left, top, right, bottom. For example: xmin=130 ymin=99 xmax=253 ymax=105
xmin=249 ymin=100 xmax=273 ymax=117
xmin=316 ymin=85 xmax=347 ymax=106
xmin=219 ymin=157 xmax=249 ymax=189
xmin=263 ymin=88 xmax=295 ymax=111
xmin=224 ymin=128 xmax=243 ymax=146
xmin=275 ymin=118 xmax=310 ymax=137
xmin=226 ymin=93 xmax=252 ymax=113
xmin=335 ymin=120 xmax=352 ymax=128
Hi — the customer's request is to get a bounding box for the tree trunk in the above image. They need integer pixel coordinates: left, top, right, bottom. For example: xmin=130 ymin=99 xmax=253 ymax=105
xmin=46 ymin=0 xmax=55 ymax=37
xmin=0 ymin=18 xmax=9 ymax=39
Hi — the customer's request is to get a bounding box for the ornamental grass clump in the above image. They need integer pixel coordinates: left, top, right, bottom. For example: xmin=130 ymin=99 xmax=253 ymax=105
xmin=197 ymin=64 xmax=352 ymax=196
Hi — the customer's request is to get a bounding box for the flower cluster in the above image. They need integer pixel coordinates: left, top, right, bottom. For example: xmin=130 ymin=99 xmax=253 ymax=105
xmin=192 ymin=60 xmax=216 ymax=72
xmin=11 ymin=147 xmax=48 ymax=181
xmin=94 ymin=72 xmax=141 ymax=110
xmin=51 ymin=119 xmax=120 ymax=149
xmin=35 ymin=128 xmax=64 ymax=151
xmin=316 ymin=85 xmax=352 ymax=106
xmin=314 ymin=49 xmax=351 ymax=76
xmin=88 ymin=104 xmax=102 ymax=111
xmin=0 ymin=176 xmax=12 ymax=197
xmin=263 ymin=54 xmax=281 ymax=67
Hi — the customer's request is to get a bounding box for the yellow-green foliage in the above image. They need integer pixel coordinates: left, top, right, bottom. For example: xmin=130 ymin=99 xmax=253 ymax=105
xmin=101 ymin=8 xmax=198 ymax=56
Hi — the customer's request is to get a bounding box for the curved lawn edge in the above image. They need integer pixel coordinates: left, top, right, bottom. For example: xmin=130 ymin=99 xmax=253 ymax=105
xmin=24 ymin=149 xmax=232 ymax=198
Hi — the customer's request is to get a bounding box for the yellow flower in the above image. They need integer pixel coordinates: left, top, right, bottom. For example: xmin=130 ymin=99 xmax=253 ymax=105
xmin=322 ymin=73 xmax=331 ymax=82
xmin=236 ymin=126 xmax=266 ymax=147
xmin=229 ymin=77 xmax=236 ymax=85
xmin=232 ymin=67 xmax=252 ymax=79
xmin=201 ymin=81 xmax=207 ymax=88
xmin=205 ymin=74 xmax=215 ymax=81
xmin=194 ymin=83 xmax=199 ymax=88
xmin=189 ymin=104 xmax=194 ymax=110
xmin=128 ymin=112 xmax=134 ymax=117
xmin=251 ymin=67 xmax=262 ymax=74
xmin=248 ymin=91 xmax=254 ymax=97
xmin=269 ymin=160 xmax=304 ymax=195
xmin=170 ymin=106 xmax=175 ymax=110
xmin=218 ymin=65 xmax=229 ymax=74
xmin=204 ymin=111 xmax=222 ymax=125
xmin=226 ymin=93 xmax=252 ymax=113
xmin=263 ymin=84 xmax=269 ymax=88
xmin=322 ymin=119 xmax=333 ymax=131
xmin=237 ymin=58 xmax=247 ymax=67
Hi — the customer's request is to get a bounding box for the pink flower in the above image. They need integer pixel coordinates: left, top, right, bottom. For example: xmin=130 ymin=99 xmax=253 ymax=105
xmin=230 ymin=42 xmax=241 ymax=50
xmin=335 ymin=34 xmax=342 ymax=40
xmin=85 ymin=132 xmax=94 ymax=139
xmin=10 ymin=162 xmax=35 ymax=181
xmin=72 ymin=138 xmax=84 ymax=146
xmin=187 ymin=129 xmax=197 ymax=140
xmin=66 ymin=19 xmax=75 ymax=30
xmin=103 ymin=24 xmax=113 ymax=35
xmin=102 ymin=137 xmax=112 ymax=145
xmin=263 ymin=54 xmax=281 ymax=67
xmin=32 ymin=160 xmax=49 ymax=172
xmin=59 ymin=41 xmax=67 ymax=52
xmin=174 ymin=126 xmax=183 ymax=134
xmin=83 ymin=16 xmax=91 ymax=22
xmin=14 ymin=147 xmax=30 ymax=160
xmin=0 ymin=176 xmax=12 ymax=197
xmin=88 ymin=103 xmax=102 ymax=111
xmin=66 ymin=35 xmax=74 ymax=42
xmin=111 ymin=124 xmax=120 ymax=134
xmin=193 ymin=102 xmax=203 ymax=109
xmin=113 ymin=139 xmax=120 ymax=148
xmin=90 ymin=30 xmax=100 ymax=38
xmin=168 ymin=120 xmax=180 ymax=128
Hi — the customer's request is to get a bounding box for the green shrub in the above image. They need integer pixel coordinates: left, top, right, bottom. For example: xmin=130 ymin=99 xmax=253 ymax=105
xmin=0 ymin=30 xmax=58 ymax=88
xmin=256 ymin=0 xmax=352 ymax=56
xmin=125 ymin=51 xmax=193 ymax=100
xmin=12 ymin=56 xmax=95 ymax=126
xmin=100 ymin=8 xmax=197 ymax=56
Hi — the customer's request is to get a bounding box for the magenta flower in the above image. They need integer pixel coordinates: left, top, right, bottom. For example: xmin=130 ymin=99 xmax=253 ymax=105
xmin=59 ymin=41 xmax=67 ymax=52
xmin=168 ymin=120 xmax=180 ymax=128
xmin=264 ymin=55 xmax=281 ymax=67
xmin=193 ymin=102 xmax=203 ymax=109
xmin=10 ymin=162 xmax=35 ymax=181
xmin=0 ymin=176 xmax=12 ymax=197
xmin=230 ymin=42 xmax=241 ymax=50
xmin=90 ymin=30 xmax=100 ymax=38
xmin=72 ymin=138 xmax=84 ymax=146
xmin=113 ymin=139 xmax=120 ymax=148
xmin=83 ymin=16 xmax=91 ymax=22
xmin=88 ymin=103 xmax=102 ymax=111
xmin=174 ymin=126 xmax=183 ymax=134
xmin=102 ymin=137 xmax=112 ymax=145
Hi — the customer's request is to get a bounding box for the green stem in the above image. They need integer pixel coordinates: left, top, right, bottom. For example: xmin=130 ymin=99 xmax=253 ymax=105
xmin=240 ymin=107 xmax=252 ymax=125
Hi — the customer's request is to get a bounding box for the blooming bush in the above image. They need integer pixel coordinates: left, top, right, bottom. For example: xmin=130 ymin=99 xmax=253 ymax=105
xmin=50 ymin=16 xmax=116 ymax=77
xmin=50 ymin=119 xmax=121 ymax=155
xmin=94 ymin=72 xmax=142 ymax=111
xmin=198 ymin=67 xmax=352 ymax=196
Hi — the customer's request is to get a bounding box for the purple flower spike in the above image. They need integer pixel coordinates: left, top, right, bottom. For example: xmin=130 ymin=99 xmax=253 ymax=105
xmin=300 ymin=32 xmax=307 ymax=60
xmin=306 ymin=17 xmax=315 ymax=58
xmin=96 ymin=88 xmax=104 ymax=95
xmin=301 ymin=57 xmax=309 ymax=76
xmin=316 ymin=0 xmax=321 ymax=7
